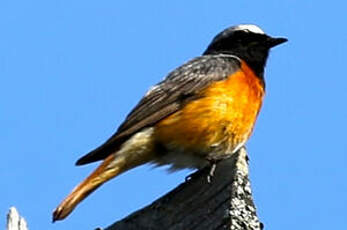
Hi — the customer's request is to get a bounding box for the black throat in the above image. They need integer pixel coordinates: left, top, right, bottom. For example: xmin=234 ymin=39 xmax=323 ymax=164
xmin=203 ymin=31 xmax=272 ymax=79
xmin=203 ymin=45 xmax=269 ymax=79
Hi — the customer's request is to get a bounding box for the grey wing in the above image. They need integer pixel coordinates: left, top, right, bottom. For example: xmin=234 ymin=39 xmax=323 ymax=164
xmin=75 ymin=55 xmax=241 ymax=165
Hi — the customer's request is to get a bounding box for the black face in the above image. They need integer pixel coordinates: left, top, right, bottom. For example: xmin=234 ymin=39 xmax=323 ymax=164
xmin=204 ymin=27 xmax=287 ymax=77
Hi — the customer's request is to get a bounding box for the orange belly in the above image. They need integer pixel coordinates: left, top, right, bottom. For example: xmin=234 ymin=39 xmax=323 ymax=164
xmin=154 ymin=61 xmax=264 ymax=159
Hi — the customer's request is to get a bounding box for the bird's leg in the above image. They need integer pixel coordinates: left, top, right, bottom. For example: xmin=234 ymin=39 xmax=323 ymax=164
xmin=207 ymin=162 xmax=217 ymax=183
xmin=184 ymin=159 xmax=218 ymax=183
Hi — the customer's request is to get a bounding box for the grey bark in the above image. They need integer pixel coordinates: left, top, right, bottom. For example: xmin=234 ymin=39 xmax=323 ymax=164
xmin=102 ymin=147 xmax=263 ymax=230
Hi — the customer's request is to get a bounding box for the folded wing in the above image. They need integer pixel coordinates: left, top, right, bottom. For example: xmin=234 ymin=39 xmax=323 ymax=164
xmin=75 ymin=55 xmax=241 ymax=165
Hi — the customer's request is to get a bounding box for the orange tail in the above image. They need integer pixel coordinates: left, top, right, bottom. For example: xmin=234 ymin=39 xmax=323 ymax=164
xmin=53 ymin=128 xmax=156 ymax=222
xmin=52 ymin=154 xmax=122 ymax=222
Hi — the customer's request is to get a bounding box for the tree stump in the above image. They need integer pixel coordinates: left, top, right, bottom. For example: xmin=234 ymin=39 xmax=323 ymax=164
xmin=103 ymin=147 xmax=262 ymax=230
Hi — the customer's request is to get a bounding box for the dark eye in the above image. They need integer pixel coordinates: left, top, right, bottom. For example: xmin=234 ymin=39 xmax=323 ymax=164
xmin=249 ymin=41 xmax=259 ymax=46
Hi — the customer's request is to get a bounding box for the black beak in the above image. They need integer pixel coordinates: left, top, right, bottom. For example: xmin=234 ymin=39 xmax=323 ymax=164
xmin=267 ymin=37 xmax=288 ymax=48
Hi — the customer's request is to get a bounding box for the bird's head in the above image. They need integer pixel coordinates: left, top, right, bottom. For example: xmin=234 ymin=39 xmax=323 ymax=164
xmin=204 ymin=24 xmax=287 ymax=77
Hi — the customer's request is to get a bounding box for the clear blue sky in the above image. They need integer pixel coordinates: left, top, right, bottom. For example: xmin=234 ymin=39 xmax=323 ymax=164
xmin=1 ymin=1 xmax=346 ymax=229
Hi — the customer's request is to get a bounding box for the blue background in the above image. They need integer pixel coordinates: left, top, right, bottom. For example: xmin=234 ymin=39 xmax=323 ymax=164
xmin=1 ymin=1 xmax=346 ymax=229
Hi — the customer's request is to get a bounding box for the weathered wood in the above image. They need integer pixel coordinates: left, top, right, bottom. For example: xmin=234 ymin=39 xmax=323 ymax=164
xmin=103 ymin=147 xmax=262 ymax=230
xmin=6 ymin=207 xmax=28 ymax=230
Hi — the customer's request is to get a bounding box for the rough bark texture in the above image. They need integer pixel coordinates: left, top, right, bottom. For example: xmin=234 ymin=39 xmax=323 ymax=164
xmin=6 ymin=207 xmax=28 ymax=230
xmin=102 ymin=147 xmax=262 ymax=230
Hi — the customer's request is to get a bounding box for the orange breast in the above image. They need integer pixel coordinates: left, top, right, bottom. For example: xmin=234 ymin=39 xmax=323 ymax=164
xmin=154 ymin=61 xmax=265 ymax=157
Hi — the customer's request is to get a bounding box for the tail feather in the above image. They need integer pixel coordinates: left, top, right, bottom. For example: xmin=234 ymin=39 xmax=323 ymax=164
xmin=53 ymin=154 xmax=121 ymax=222
xmin=53 ymin=127 xmax=156 ymax=222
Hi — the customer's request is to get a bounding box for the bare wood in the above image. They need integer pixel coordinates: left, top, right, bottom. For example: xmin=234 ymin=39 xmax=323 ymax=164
xmin=6 ymin=207 xmax=28 ymax=230
xmin=102 ymin=147 xmax=262 ymax=230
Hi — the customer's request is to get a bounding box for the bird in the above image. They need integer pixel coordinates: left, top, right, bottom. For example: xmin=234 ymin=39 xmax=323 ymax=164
xmin=52 ymin=24 xmax=287 ymax=222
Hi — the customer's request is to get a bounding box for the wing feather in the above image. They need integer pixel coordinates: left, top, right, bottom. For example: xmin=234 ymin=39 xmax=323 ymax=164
xmin=76 ymin=54 xmax=241 ymax=165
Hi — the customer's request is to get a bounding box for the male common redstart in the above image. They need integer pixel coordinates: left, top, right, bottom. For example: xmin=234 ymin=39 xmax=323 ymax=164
xmin=53 ymin=24 xmax=287 ymax=221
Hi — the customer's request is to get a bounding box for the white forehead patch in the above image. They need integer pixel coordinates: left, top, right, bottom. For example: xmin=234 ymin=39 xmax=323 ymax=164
xmin=234 ymin=24 xmax=265 ymax=35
